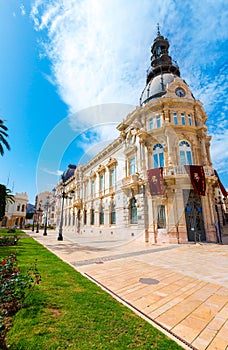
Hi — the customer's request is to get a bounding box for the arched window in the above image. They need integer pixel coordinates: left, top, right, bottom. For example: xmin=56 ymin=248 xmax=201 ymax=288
xmin=130 ymin=198 xmax=137 ymax=224
xmin=157 ymin=205 xmax=166 ymax=228
xmin=99 ymin=203 xmax=104 ymax=225
xmin=90 ymin=208 xmax=95 ymax=225
xmin=84 ymin=210 xmax=87 ymax=225
xmin=153 ymin=144 xmax=164 ymax=168
xmin=110 ymin=201 xmax=116 ymax=225
xmin=179 ymin=140 xmax=193 ymax=165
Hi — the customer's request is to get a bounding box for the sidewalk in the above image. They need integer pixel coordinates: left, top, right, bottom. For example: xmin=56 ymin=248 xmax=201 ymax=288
xmin=27 ymin=229 xmax=228 ymax=350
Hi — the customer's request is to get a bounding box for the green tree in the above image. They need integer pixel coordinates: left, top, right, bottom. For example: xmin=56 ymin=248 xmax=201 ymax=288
xmin=0 ymin=185 xmax=14 ymax=221
xmin=0 ymin=119 xmax=10 ymax=156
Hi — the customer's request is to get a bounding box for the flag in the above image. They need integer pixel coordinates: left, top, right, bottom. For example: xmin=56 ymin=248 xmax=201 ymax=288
xmin=214 ymin=170 xmax=227 ymax=197
xmin=185 ymin=165 xmax=206 ymax=196
xmin=147 ymin=168 xmax=165 ymax=195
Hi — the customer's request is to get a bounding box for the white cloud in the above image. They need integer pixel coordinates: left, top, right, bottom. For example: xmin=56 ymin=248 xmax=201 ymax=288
xmin=30 ymin=0 xmax=174 ymax=115
xmin=20 ymin=4 xmax=26 ymax=16
xmin=42 ymin=168 xmax=63 ymax=176
xmin=30 ymin=0 xmax=228 ymax=176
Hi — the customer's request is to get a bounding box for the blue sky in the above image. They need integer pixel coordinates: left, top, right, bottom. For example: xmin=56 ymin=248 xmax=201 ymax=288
xmin=0 ymin=0 xmax=227 ymax=203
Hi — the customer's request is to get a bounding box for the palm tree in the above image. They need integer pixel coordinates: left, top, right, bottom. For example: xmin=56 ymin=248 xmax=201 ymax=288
xmin=0 ymin=119 xmax=10 ymax=156
xmin=0 ymin=184 xmax=14 ymax=221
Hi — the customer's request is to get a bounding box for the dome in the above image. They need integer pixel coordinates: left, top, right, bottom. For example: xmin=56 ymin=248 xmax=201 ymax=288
xmin=140 ymin=73 xmax=178 ymax=105
xmin=140 ymin=29 xmax=181 ymax=105
xmin=62 ymin=164 xmax=76 ymax=183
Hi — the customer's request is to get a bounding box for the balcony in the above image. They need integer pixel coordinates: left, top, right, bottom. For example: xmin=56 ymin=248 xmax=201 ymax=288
xmin=122 ymin=174 xmax=139 ymax=192
xmin=162 ymin=165 xmax=215 ymax=177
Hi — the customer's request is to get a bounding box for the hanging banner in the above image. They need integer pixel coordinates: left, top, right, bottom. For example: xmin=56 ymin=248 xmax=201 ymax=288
xmin=214 ymin=170 xmax=227 ymax=197
xmin=185 ymin=165 xmax=206 ymax=196
xmin=147 ymin=168 xmax=165 ymax=195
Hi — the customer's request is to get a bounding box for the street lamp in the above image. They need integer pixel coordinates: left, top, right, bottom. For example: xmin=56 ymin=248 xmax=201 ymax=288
xmin=32 ymin=207 xmax=36 ymax=232
xmin=54 ymin=164 xmax=76 ymax=241
xmin=43 ymin=196 xmax=50 ymax=236
xmin=36 ymin=201 xmax=42 ymax=233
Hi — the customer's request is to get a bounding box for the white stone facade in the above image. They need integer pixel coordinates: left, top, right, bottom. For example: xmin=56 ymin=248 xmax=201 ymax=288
xmin=55 ymin=32 xmax=225 ymax=244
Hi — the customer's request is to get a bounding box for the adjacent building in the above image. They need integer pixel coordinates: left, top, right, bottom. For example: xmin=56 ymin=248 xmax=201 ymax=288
xmin=3 ymin=192 xmax=28 ymax=228
xmin=34 ymin=191 xmax=56 ymax=228
xmin=55 ymin=30 xmax=227 ymax=244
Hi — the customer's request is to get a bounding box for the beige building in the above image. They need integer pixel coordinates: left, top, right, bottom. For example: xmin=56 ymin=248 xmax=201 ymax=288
xmin=34 ymin=191 xmax=56 ymax=227
xmin=55 ymin=30 xmax=226 ymax=244
xmin=3 ymin=192 xmax=28 ymax=228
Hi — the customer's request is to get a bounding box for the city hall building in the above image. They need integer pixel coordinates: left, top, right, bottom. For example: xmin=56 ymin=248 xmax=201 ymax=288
xmin=55 ymin=30 xmax=227 ymax=244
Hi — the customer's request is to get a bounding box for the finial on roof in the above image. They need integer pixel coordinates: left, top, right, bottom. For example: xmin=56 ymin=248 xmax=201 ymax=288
xmin=157 ymin=23 xmax=160 ymax=36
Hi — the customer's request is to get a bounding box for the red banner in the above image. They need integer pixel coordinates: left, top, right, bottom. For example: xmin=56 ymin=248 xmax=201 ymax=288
xmin=214 ymin=170 xmax=227 ymax=197
xmin=185 ymin=165 xmax=206 ymax=196
xmin=147 ymin=168 xmax=165 ymax=195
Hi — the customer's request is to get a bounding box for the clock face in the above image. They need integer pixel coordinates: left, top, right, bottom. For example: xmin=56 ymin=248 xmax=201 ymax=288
xmin=175 ymin=88 xmax=186 ymax=97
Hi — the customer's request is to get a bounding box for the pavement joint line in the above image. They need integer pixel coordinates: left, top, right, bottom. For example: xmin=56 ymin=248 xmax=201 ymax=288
xmin=70 ymin=245 xmax=178 ymax=266
xmin=83 ymin=272 xmax=198 ymax=350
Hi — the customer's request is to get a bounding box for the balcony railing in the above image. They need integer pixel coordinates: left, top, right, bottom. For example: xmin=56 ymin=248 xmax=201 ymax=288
xmin=163 ymin=165 xmax=215 ymax=177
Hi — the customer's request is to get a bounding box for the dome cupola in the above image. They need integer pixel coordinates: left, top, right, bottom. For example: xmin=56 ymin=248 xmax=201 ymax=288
xmin=140 ymin=25 xmax=181 ymax=105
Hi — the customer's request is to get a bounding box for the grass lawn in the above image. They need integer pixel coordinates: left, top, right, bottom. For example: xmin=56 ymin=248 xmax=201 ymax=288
xmin=0 ymin=228 xmax=27 ymax=237
xmin=0 ymin=237 xmax=183 ymax=350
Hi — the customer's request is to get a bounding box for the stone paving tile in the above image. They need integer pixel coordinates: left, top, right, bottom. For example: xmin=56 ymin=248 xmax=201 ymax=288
xmin=172 ymin=318 xmax=207 ymax=344
xmin=28 ymin=231 xmax=228 ymax=350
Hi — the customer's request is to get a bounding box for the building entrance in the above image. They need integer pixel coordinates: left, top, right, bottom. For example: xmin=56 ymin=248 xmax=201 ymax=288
xmin=183 ymin=190 xmax=206 ymax=242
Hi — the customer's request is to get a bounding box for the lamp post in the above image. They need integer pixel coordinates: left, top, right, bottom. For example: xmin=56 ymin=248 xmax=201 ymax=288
xmin=54 ymin=165 xmax=76 ymax=241
xmin=57 ymin=185 xmax=66 ymax=241
xmin=32 ymin=207 xmax=36 ymax=232
xmin=43 ymin=196 xmax=50 ymax=236
xmin=36 ymin=201 xmax=42 ymax=233
xmin=57 ymin=185 xmax=74 ymax=241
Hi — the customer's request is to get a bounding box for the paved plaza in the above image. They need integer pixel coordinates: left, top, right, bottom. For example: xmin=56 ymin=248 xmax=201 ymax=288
xmin=28 ymin=229 xmax=228 ymax=350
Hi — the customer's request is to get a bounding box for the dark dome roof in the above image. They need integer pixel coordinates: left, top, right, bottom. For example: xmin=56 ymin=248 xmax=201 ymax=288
xmin=140 ymin=73 xmax=177 ymax=104
xmin=62 ymin=164 xmax=76 ymax=183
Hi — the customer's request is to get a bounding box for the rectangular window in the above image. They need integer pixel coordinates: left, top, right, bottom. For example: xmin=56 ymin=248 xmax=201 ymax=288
xmin=159 ymin=152 xmax=164 ymax=168
xmin=180 ymin=150 xmax=186 ymax=165
xmin=99 ymin=174 xmax=104 ymax=191
xmin=129 ymin=157 xmax=136 ymax=175
xmin=173 ymin=112 xmax=178 ymax=125
xmin=111 ymin=211 xmax=116 ymax=225
xmin=153 ymin=154 xmax=159 ymax=168
xmin=91 ymin=180 xmax=95 ymax=195
xmin=149 ymin=117 xmax=153 ymax=130
xmin=188 ymin=114 xmax=192 ymax=126
xmin=156 ymin=115 xmax=161 ymax=128
xmin=110 ymin=168 xmax=115 ymax=187
xmin=181 ymin=113 xmax=186 ymax=125
xmin=84 ymin=183 xmax=87 ymax=199
xmin=100 ymin=211 xmax=104 ymax=225
xmin=84 ymin=210 xmax=87 ymax=225
xmin=91 ymin=209 xmax=94 ymax=225
xmin=186 ymin=151 xmax=193 ymax=165
xmin=157 ymin=205 xmax=166 ymax=228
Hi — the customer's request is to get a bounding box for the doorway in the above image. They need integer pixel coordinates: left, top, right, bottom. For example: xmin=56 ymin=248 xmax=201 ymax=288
xmin=183 ymin=189 xmax=206 ymax=242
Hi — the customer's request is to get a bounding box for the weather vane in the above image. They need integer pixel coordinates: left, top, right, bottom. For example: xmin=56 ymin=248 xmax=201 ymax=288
xmin=157 ymin=23 xmax=160 ymax=35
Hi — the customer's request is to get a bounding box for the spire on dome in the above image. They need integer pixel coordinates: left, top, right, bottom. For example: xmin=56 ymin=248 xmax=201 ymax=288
xmin=146 ymin=26 xmax=180 ymax=84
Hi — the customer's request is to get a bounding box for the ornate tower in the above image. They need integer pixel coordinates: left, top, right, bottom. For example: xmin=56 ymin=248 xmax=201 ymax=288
xmin=119 ymin=27 xmax=221 ymax=244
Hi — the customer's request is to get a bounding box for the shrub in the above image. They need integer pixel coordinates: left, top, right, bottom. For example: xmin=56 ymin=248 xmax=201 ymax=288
xmin=0 ymin=254 xmax=41 ymax=348
xmin=7 ymin=228 xmax=16 ymax=234
xmin=0 ymin=236 xmax=17 ymax=246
